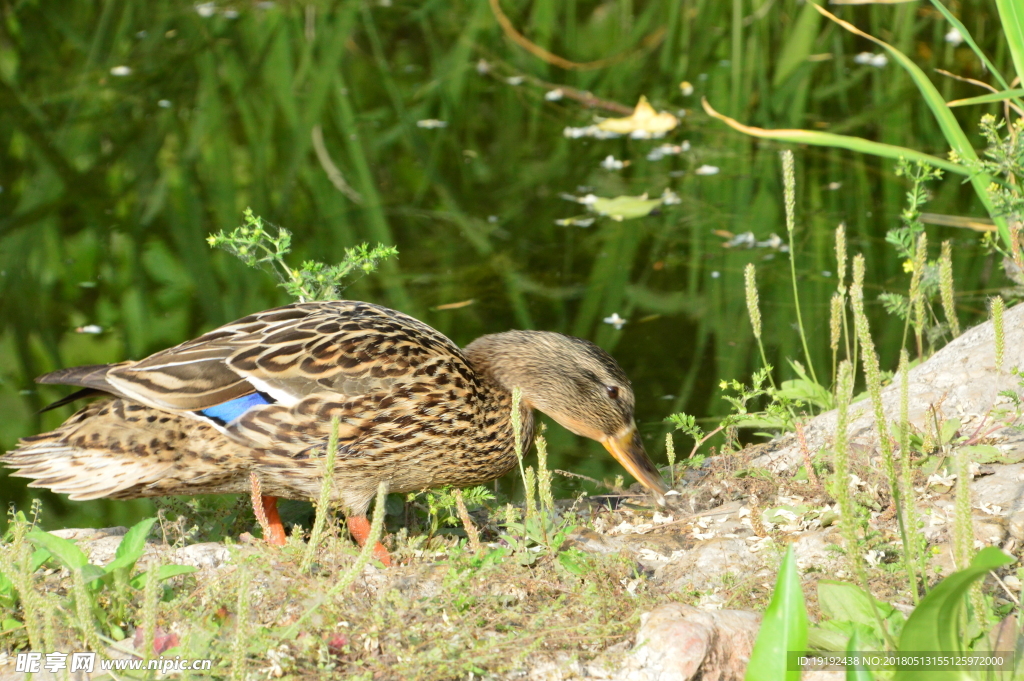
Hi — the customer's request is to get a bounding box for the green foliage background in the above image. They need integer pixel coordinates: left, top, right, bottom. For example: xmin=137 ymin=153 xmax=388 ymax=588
xmin=0 ymin=0 xmax=1016 ymax=529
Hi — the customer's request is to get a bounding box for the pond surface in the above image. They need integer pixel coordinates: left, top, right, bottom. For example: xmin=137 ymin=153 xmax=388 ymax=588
xmin=0 ymin=0 xmax=1014 ymax=530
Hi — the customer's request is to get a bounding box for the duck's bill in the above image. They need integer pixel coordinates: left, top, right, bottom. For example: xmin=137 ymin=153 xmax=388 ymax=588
xmin=602 ymin=425 xmax=670 ymax=504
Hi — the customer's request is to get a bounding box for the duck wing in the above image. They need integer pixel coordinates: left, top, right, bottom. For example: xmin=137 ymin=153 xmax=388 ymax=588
xmin=96 ymin=301 xmax=464 ymax=413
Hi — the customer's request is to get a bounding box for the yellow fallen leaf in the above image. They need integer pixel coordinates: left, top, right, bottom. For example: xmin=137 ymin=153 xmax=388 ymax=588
xmin=597 ymin=96 xmax=678 ymax=135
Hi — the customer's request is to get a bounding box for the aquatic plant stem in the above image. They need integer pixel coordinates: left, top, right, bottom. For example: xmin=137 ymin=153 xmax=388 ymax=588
xmin=781 ymin=150 xmax=819 ymax=386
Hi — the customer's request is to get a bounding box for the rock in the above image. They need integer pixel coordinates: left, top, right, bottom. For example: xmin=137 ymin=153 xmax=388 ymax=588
xmin=168 ymin=542 xmax=232 ymax=570
xmin=607 ymin=604 xmax=760 ymax=681
xmin=655 ymin=538 xmax=764 ymax=592
xmin=752 ymin=303 xmax=1024 ymax=473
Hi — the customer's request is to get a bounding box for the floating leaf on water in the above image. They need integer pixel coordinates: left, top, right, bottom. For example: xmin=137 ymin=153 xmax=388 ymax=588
xmin=588 ymin=194 xmax=664 ymax=221
xmin=660 ymin=188 xmax=681 ymax=205
xmin=554 ymin=216 xmax=595 ymax=228
xmin=596 ymin=96 xmax=678 ymax=136
xmin=646 ymin=142 xmax=690 ymax=161
xmin=563 ymin=125 xmax=622 ymax=140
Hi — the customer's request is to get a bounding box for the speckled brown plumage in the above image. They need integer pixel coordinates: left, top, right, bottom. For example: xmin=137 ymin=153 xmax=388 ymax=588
xmin=3 ymin=300 xmax=667 ymax=522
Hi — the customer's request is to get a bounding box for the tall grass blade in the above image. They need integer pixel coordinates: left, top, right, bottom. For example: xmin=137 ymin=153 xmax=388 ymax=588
xmin=947 ymin=89 xmax=1024 ymax=108
xmin=811 ymin=4 xmax=1012 ymax=249
xmin=994 ymin=0 xmax=1024 ymax=85
xmin=701 ymin=100 xmax=966 ymax=175
xmin=929 ymin=0 xmax=1014 ymax=92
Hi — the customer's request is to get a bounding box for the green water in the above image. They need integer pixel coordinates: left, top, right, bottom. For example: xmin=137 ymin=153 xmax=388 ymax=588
xmin=0 ymin=0 xmax=1014 ymax=530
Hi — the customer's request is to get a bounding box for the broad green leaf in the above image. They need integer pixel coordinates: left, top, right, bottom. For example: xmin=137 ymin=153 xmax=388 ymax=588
xmin=811 ymin=4 xmax=1011 ymax=250
xmin=845 ymin=630 xmax=874 ymax=681
xmin=818 ymin=581 xmax=905 ymax=641
xmin=106 ymin=517 xmax=158 ymax=573
xmin=947 ymin=89 xmax=1024 ymax=107
xmin=773 ymin=1 xmax=822 ymax=87
xmin=939 ymin=418 xmax=960 ymax=445
xmin=81 ymin=563 xmax=107 ymax=586
xmin=588 ymin=195 xmax=664 ymax=221
xmin=701 ymin=100 xmax=966 ymax=176
xmin=896 ymin=547 xmax=1014 ymax=681
xmin=27 ymin=530 xmax=89 ymax=570
xmin=958 ymin=444 xmax=1009 ymax=464
xmin=745 ymin=546 xmax=808 ymax=681
xmin=129 ymin=564 xmax=198 ymax=590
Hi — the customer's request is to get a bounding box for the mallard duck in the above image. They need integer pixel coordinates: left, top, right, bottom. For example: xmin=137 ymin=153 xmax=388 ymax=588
xmin=3 ymin=301 xmax=668 ymax=563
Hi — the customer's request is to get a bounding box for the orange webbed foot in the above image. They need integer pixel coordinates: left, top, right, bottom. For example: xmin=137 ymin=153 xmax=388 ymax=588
xmin=348 ymin=515 xmax=392 ymax=566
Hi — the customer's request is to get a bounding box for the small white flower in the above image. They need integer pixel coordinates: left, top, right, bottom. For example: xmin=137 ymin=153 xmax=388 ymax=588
xmin=827 ymin=181 xmax=842 ymax=190
xmin=75 ymin=325 xmax=103 ymax=334
xmin=110 ymin=66 xmax=132 ymax=76
xmin=476 ymin=59 xmax=491 ymax=75
xmin=710 ymin=271 xmax=720 ymax=279
xmin=223 ymin=8 xmax=239 ymax=18
xmin=505 ymin=76 xmax=525 ymax=86
xmin=195 ymin=2 xmax=217 ymax=17
xmin=544 ymin=89 xmax=564 ymax=101
xmin=694 ymin=164 xmax=720 ymax=175
xmin=158 ymin=99 xmax=172 ymax=108
xmin=416 ymin=119 xmax=447 ymax=129
xmin=679 ymin=81 xmax=694 ymax=96
xmin=578 ymin=193 xmax=599 ymax=206
xmin=600 ymin=155 xmax=626 ymax=171
xmin=603 ymin=313 xmax=627 ymax=330
xmin=944 ymin=28 xmax=963 ymax=46
xmin=854 ymin=52 xmax=888 ymax=68
xmin=661 ymin=188 xmax=681 ymax=205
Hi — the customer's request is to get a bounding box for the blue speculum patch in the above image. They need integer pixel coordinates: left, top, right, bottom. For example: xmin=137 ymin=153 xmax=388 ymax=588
xmin=200 ymin=392 xmax=273 ymax=424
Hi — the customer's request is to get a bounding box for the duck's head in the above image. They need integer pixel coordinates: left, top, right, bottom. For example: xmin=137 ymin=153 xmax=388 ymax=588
xmin=464 ymin=330 xmax=669 ymax=503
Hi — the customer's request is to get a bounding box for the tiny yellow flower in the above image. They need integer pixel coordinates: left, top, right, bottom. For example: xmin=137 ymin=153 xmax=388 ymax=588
xmin=903 ymin=260 xmax=914 ymax=273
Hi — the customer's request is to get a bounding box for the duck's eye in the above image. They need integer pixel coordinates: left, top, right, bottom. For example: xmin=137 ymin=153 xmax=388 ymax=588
xmin=605 ymin=385 xmax=620 ymax=400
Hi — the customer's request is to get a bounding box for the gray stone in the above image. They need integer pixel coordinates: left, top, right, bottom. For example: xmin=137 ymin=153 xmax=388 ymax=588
xmin=752 ymin=303 xmax=1024 ymax=473
xmin=655 ymin=537 xmax=763 ymax=592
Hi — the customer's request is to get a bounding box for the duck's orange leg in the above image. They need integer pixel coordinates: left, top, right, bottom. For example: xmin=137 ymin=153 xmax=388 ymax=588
xmin=260 ymin=496 xmax=287 ymax=546
xmin=348 ymin=516 xmax=392 ymax=566
xmin=249 ymin=472 xmax=287 ymax=545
